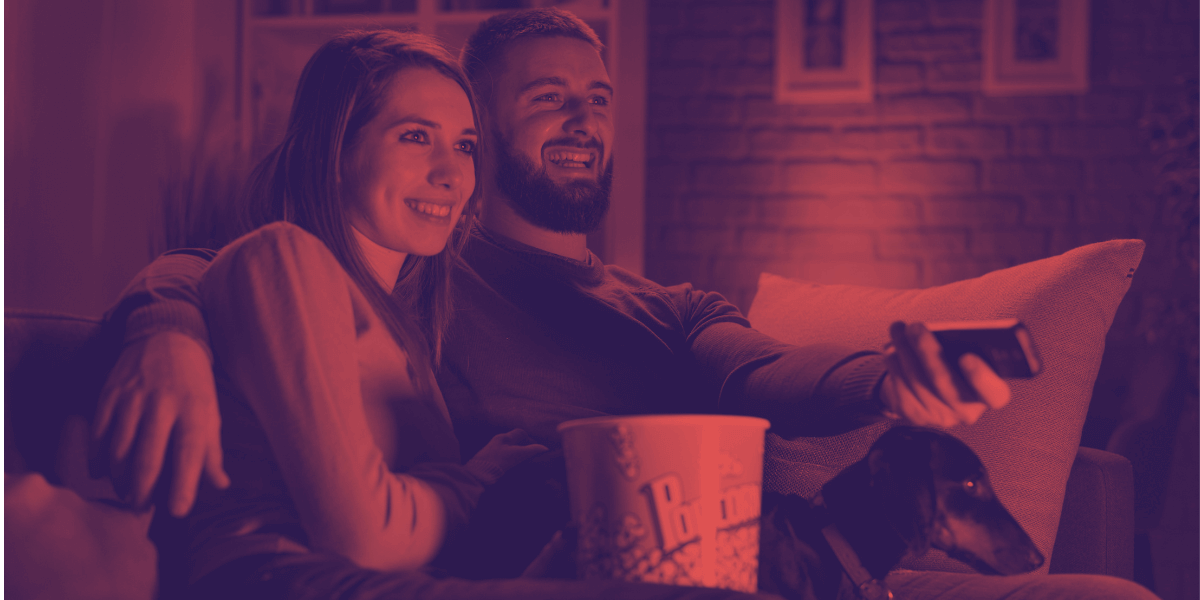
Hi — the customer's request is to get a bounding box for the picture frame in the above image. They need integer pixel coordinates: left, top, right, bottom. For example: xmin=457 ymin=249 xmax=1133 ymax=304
xmin=982 ymin=0 xmax=1090 ymax=96
xmin=774 ymin=0 xmax=875 ymax=104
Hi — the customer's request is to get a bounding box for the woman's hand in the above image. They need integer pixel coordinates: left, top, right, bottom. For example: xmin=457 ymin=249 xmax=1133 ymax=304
xmin=91 ymin=331 xmax=229 ymax=516
xmin=464 ymin=429 xmax=549 ymax=486
xmin=879 ymin=321 xmax=1011 ymax=428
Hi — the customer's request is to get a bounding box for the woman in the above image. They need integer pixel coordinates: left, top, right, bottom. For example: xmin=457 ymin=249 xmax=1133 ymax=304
xmin=184 ymin=29 xmax=546 ymax=593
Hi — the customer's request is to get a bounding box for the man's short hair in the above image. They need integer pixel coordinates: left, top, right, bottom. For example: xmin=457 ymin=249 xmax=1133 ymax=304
xmin=460 ymin=7 xmax=604 ymax=107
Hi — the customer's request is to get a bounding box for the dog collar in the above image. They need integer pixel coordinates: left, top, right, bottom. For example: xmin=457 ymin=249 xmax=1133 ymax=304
xmin=813 ymin=494 xmax=894 ymax=600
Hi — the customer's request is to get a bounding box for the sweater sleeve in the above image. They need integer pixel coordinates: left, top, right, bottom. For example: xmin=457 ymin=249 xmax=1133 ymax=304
xmin=405 ymin=461 xmax=487 ymax=538
xmin=105 ymin=248 xmax=216 ymax=356
xmin=674 ymin=286 xmax=889 ymax=437
xmin=200 ymin=224 xmax=460 ymax=571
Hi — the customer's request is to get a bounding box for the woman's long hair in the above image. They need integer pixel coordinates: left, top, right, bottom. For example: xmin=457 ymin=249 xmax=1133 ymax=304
xmin=242 ymin=30 xmax=483 ymax=386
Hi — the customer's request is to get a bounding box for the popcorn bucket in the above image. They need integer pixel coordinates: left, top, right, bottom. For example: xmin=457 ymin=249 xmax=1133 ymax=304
xmin=557 ymin=415 xmax=770 ymax=592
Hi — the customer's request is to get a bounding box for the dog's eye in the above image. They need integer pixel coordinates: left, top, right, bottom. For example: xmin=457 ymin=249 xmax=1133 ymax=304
xmin=963 ymin=479 xmax=980 ymax=494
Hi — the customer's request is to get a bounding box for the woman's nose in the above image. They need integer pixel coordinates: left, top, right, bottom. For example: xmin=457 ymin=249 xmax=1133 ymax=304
xmin=427 ymin=145 xmax=464 ymax=190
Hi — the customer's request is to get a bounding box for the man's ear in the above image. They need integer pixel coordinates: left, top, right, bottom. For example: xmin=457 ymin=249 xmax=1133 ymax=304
xmin=868 ymin=446 xmax=935 ymax=556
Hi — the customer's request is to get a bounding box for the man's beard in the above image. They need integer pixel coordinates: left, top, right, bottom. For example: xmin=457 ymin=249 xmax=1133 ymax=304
xmin=493 ymin=133 xmax=613 ymax=234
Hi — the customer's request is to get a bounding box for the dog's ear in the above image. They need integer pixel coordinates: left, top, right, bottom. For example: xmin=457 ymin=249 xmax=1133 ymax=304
xmin=868 ymin=444 xmax=936 ymax=556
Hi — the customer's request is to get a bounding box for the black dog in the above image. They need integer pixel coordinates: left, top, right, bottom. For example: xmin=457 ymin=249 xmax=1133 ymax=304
xmin=758 ymin=426 xmax=1045 ymax=600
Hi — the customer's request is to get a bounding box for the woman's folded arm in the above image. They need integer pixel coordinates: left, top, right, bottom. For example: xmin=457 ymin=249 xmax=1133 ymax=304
xmin=202 ymin=224 xmax=451 ymax=571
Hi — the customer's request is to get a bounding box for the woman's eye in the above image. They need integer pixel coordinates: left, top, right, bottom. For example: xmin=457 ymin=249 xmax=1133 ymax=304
xmin=456 ymin=140 xmax=476 ymax=154
xmin=400 ymin=130 xmax=428 ymax=144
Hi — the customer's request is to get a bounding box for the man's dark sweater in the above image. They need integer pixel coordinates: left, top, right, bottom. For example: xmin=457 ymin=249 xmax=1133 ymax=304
xmin=443 ymin=226 xmax=888 ymax=455
xmin=434 ymin=227 xmax=888 ymax=578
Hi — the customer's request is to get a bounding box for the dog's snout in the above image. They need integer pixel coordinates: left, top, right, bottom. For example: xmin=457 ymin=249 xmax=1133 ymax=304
xmin=1026 ymin=546 xmax=1045 ymax=571
xmin=990 ymin=534 xmax=1045 ymax=574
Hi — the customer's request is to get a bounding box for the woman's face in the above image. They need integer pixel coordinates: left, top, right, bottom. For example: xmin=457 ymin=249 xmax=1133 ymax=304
xmin=342 ymin=66 xmax=477 ymax=257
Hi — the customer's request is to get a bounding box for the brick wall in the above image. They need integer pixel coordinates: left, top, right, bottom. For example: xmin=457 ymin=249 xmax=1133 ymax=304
xmin=644 ymin=0 xmax=1198 ymax=313
xmin=644 ymin=4 xmax=1198 ymax=597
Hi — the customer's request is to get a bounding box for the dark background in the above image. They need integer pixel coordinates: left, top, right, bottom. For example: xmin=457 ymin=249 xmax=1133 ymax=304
xmin=5 ymin=1 xmax=1197 ymax=598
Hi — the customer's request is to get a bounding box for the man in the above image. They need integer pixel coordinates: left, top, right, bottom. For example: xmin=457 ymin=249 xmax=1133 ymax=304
xmin=95 ymin=8 xmax=1151 ymax=600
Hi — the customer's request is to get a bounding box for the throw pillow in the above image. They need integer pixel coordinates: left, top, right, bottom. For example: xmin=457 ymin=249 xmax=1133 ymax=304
xmin=747 ymin=239 xmax=1145 ymax=574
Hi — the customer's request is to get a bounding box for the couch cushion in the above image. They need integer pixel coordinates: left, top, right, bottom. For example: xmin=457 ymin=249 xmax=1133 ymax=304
xmin=5 ymin=310 xmax=158 ymax=599
xmin=6 ymin=472 xmax=156 ymax=600
xmin=5 ymin=309 xmax=115 ymax=486
xmin=747 ymin=239 xmax=1144 ymax=574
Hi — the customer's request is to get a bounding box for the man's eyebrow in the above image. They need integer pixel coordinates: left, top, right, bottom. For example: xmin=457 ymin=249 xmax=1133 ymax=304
xmin=589 ymin=81 xmax=614 ymax=95
xmin=518 ymin=77 xmax=566 ymax=95
xmin=518 ymin=77 xmax=614 ymax=97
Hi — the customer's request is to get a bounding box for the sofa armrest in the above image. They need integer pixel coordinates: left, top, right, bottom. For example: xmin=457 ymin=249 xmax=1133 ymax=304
xmin=1049 ymin=446 xmax=1135 ymax=579
xmin=5 ymin=309 xmax=113 ymax=484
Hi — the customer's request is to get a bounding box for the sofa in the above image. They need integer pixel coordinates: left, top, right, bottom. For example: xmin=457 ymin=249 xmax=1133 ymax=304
xmin=4 ymin=239 xmax=1143 ymax=598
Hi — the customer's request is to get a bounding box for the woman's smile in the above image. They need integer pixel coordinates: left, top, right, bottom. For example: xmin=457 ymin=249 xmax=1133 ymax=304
xmin=404 ymin=198 xmax=455 ymax=221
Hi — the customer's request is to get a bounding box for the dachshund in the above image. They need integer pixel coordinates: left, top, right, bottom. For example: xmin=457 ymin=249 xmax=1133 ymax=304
xmin=758 ymin=425 xmax=1045 ymax=600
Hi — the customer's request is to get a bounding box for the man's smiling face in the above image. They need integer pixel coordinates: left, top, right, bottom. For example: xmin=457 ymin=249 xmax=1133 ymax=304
xmin=487 ymin=35 xmax=615 ymax=233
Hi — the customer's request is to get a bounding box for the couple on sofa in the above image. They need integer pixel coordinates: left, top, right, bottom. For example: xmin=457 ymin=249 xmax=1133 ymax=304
xmin=93 ymin=8 xmax=1151 ymax=600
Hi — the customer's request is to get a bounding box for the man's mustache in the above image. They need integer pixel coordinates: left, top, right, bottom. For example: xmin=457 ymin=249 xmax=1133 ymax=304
xmin=541 ymin=138 xmax=603 ymax=152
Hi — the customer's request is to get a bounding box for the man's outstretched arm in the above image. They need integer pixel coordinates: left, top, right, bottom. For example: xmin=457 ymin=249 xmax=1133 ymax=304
xmin=677 ymin=287 xmax=1009 ymax=434
xmin=94 ymin=249 xmax=227 ymax=517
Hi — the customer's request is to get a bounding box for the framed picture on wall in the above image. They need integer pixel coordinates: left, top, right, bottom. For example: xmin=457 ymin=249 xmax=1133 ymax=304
xmin=774 ymin=0 xmax=874 ymax=104
xmin=982 ymin=0 xmax=1090 ymax=95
